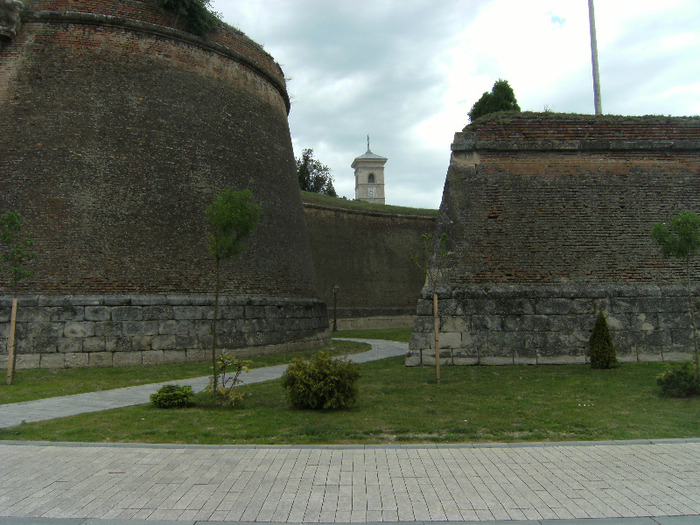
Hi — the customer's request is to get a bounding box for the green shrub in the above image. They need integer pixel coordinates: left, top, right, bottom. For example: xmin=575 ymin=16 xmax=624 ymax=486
xmin=203 ymin=353 xmax=249 ymax=408
xmin=281 ymin=351 xmax=360 ymax=410
xmin=150 ymin=384 xmax=194 ymax=408
xmin=589 ymin=310 xmax=618 ymax=369
xmin=157 ymin=0 xmax=219 ymax=36
xmin=657 ymin=363 xmax=700 ymax=397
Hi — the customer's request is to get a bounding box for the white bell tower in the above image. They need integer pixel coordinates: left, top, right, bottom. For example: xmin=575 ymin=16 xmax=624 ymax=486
xmin=353 ymin=136 xmax=387 ymax=204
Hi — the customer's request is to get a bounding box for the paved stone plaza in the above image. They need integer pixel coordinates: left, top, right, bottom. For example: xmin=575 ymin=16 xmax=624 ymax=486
xmin=0 ymin=341 xmax=698 ymax=524
xmin=0 ymin=440 xmax=699 ymax=524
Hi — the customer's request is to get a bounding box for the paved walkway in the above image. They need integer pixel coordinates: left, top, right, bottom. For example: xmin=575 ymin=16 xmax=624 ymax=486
xmin=1 ymin=340 xmax=699 ymax=524
xmin=1 ymin=440 xmax=699 ymax=524
xmin=0 ymin=339 xmax=407 ymax=429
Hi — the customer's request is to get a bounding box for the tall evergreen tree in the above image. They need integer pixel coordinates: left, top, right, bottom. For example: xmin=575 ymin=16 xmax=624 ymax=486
xmin=589 ymin=311 xmax=617 ymax=369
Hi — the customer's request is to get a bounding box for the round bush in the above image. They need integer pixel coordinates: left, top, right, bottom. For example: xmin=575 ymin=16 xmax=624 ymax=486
xmin=281 ymin=351 xmax=360 ymax=410
xmin=657 ymin=363 xmax=700 ymax=397
xmin=150 ymin=384 xmax=195 ymax=408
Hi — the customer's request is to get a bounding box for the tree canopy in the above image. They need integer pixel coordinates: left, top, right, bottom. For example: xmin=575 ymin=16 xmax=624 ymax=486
xmin=206 ymin=188 xmax=260 ymax=264
xmin=651 ymin=211 xmax=700 ymax=260
xmin=296 ymin=148 xmax=337 ymax=197
xmin=468 ymin=79 xmax=521 ymax=122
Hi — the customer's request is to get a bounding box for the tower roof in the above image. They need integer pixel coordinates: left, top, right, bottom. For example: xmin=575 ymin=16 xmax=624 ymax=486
xmin=351 ymin=135 xmax=387 ymax=167
xmin=354 ymin=149 xmax=387 ymax=161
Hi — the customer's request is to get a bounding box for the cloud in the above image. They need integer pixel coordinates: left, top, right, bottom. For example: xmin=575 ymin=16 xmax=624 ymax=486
xmin=213 ymin=0 xmax=700 ymax=209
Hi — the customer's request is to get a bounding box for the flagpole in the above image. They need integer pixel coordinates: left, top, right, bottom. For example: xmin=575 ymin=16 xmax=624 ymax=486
xmin=588 ymin=0 xmax=603 ymax=115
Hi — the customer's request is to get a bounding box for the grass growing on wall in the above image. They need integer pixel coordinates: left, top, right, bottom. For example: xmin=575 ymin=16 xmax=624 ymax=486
xmin=301 ymin=191 xmax=438 ymax=217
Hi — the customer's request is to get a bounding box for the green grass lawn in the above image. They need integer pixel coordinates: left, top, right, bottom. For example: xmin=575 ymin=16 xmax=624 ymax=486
xmin=1 ymin=356 xmax=697 ymax=445
xmin=301 ymin=191 xmax=438 ymax=217
xmin=0 ymin=340 xmax=370 ymax=405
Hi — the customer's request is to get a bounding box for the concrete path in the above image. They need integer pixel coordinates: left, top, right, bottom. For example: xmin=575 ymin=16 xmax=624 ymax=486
xmin=0 ymin=339 xmax=407 ymax=429
xmin=1 ymin=339 xmax=699 ymax=524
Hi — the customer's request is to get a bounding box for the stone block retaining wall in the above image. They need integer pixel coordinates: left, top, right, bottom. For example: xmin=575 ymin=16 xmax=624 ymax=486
xmin=0 ymin=295 xmax=330 ymax=369
xmin=407 ymin=284 xmax=697 ymax=366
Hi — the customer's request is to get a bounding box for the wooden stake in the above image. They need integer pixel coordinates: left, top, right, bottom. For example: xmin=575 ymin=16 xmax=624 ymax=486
xmin=433 ymin=292 xmax=440 ymax=385
xmin=6 ymin=297 xmax=18 ymax=385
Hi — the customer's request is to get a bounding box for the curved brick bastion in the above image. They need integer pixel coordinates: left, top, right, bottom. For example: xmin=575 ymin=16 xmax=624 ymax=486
xmin=0 ymin=0 xmax=329 ymax=368
xmin=408 ymin=113 xmax=700 ymax=366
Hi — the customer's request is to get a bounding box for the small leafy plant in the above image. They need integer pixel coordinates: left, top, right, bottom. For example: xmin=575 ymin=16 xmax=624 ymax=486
xmin=589 ymin=310 xmax=617 ymax=369
xmin=150 ymin=384 xmax=194 ymax=408
xmin=157 ymin=0 xmax=220 ymax=36
xmin=281 ymin=351 xmax=359 ymax=410
xmin=657 ymin=363 xmax=700 ymax=398
xmin=201 ymin=353 xmax=250 ymax=408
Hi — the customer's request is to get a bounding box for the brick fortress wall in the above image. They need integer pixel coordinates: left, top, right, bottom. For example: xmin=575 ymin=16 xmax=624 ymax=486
xmin=0 ymin=0 xmax=329 ymax=369
xmin=303 ymin=202 xmax=436 ymax=329
xmin=408 ymin=113 xmax=700 ymax=366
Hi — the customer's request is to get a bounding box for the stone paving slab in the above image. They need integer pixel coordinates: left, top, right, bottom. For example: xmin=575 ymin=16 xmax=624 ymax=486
xmin=0 ymin=340 xmax=406 ymax=429
xmin=0 ymin=441 xmax=698 ymax=523
xmin=1 ymin=340 xmax=699 ymax=523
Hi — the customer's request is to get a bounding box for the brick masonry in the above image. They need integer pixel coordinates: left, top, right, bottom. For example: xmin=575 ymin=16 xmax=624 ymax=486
xmin=0 ymin=0 xmax=330 ymax=367
xmin=408 ymin=113 xmax=700 ymax=365
xmin=303 ymin=202 xmax=436 ymax=316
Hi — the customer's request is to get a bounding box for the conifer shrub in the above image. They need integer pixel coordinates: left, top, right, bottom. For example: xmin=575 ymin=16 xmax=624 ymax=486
xmin=657 ymin=363 xmax=700 ymax=397
xmin=589 ymin=310 xmax=618 ymax=369
xmin=281 ymin=351 xmax=360 ymax=410
xmin=150 ymin=384 xmax=194 ymax=408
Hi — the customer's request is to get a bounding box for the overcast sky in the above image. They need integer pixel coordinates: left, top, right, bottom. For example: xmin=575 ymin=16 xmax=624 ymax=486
xmin=212 ymin=0 xmax=700 ymax=209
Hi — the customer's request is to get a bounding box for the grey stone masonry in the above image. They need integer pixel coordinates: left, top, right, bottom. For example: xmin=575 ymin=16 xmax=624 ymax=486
xmin=0 ymin=294 xmax=330 ymax=369
xmin=407 ymin=284 xmax=698 ymax=366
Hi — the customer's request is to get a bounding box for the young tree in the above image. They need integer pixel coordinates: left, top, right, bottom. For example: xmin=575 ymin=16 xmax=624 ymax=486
xmin=1 ymin=211 xmax=36 ymax=385
xmin=410 ymin=232 xmax=448 ymax=384
xmin=651 ymin=211 xmax=700 ymax=383
xmin=206 ymin=188 xmax=260 ymax=390
xmin=468 ymin=79 xmax=521 ymax=122
xmin=296 ymin=148 xmax=337 ymax=197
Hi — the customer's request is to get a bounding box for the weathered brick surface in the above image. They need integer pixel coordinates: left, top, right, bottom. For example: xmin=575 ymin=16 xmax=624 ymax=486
xmin=409 ymin=113 xmax=700 ymax=365
xmin=25 ymin=0 xmax=287 ymax=106
xmin=0 ymin=0 xmax=329 ymax=365
xmin=0 ymin=0 xmax=313 ymax=298
xmin=303 ymin=203 xmax=435 ymax=313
